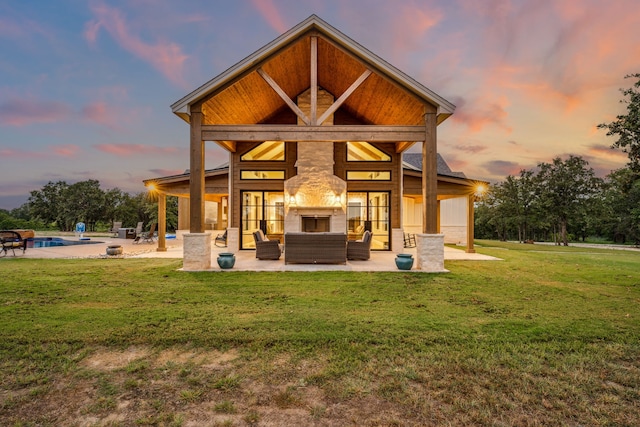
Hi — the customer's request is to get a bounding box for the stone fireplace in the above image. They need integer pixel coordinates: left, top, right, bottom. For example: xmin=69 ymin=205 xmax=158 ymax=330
xmin=283 ymin=88 xmax=347 ymax=233
xmin=301 ymin=216 xmax=331 ymax=232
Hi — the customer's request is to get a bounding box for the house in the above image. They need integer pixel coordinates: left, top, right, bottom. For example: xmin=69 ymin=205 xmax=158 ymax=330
xmin=144 ymin=15 xmax=486 ymax=271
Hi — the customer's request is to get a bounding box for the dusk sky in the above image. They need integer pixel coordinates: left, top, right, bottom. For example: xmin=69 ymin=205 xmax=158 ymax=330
xmin=2 ymin=0 xmax=639 ymax=210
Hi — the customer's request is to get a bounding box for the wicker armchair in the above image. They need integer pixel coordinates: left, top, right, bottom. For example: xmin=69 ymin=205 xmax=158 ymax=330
xmin=252 ymin=230 xmax=281 ymax=260
xmin=347 ymin=230 xmax=372 ymax=260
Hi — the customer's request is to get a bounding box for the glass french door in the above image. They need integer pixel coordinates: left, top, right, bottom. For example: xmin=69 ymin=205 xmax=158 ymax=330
xmin=347 ymin=192 xmax=390 ymax=250
xmin=240 ymin=191 xmax=284 ymax=249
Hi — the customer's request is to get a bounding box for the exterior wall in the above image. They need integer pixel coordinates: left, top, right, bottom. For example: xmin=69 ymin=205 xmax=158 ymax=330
xmin=402 ymin=196 xmax=468 ymax=244
xmin=439 ymin=197 xmax=468 ymax=245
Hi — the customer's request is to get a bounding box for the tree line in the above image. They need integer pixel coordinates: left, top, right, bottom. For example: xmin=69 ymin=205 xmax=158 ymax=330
xmin=0 ymin=179 xmax=178 ymax=232
xmin=477 ymin=73 xmax=640 ymax=245
xmin=474 ymin=156 xmax=639 ymax=244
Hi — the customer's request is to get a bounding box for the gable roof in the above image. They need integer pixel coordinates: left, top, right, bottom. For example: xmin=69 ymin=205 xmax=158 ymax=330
xmin=171 ymin=15 xmax=455 ymax=127
xmin=403 ymin=152 xmax=467 ymax=179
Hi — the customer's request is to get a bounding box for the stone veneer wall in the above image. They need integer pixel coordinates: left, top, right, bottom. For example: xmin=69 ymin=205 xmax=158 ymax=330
xmin=415 ymin=233 xmax=448 ymax=273
xmin=182 ymin=233 xmax=212 ymax=271
xmin=284 ymin=88 xmax=347 ymax=232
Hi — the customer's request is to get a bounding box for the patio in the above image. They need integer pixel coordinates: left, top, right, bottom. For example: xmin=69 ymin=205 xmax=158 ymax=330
xmin=16 ymin=234 xmax=500 ymax=271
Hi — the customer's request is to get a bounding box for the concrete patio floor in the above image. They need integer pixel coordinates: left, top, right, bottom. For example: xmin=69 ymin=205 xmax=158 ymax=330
xmin=10 ymin=234 xmax=500 ymax=272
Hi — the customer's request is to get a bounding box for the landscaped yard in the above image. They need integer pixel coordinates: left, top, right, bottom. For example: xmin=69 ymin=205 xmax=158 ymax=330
xmin=1 ymin=240 xmax=638 ymax=426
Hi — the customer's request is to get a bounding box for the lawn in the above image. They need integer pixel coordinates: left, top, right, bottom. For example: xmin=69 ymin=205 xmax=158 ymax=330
xmin=1 ymin=241 xmax=638 ymax=426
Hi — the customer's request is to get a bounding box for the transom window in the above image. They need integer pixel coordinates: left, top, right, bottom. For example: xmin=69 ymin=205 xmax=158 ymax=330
xmin=240 ymin=171 xmax=285 ymax=180
xmin=346 ymin=171 xmax=391 ymax=180
xmin=241 ymin=141 xmax=285 ymax=161
xmin=347 ymin=141 xmax=391 ymax=161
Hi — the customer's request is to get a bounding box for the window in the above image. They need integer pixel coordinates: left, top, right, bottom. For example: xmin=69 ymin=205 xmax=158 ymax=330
xmin=347 ymin=141 xmax=391 ymax=161
xmin=241 ymin=141 xmax=285 ymax=161
xmin=347 ymin=192 xmax=390 ymax=250
xmin=346 ymin=171 xmax=391 ymax=180
xmin=240 ymin=191 xmax=284 ymax=249
xmin=240 ymin=171 xmax=285 ymax=180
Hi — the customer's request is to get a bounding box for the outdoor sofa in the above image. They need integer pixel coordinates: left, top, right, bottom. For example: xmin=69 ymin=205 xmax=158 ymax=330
xmin=284 ymin=232 xmax=347 ymax=264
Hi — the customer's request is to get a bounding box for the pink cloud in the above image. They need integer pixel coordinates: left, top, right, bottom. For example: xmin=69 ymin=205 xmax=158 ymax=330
xmin=0 ymin=148 xmax=46 ymax=159
xmin=454 ymin=144 xmax=488 ymax=154
xmin=251 ymin=0 xmax=288 ymax=33
xmin=449 ymin=96 xmax=512 ymax=133
xmin=86 ymin=3 xmax=188 ymax=87
xmin=389 ymin=4 xmax=443 ymax=52
xmin=82 ymin=101 xmax=121 ymax=129
xmin=0 ymin=98 xmax=72 ymax=126
xmin=52 ymin=144 xmax=80 ymax=158
xmin=94 ymin=143 xmax=180 ymax=157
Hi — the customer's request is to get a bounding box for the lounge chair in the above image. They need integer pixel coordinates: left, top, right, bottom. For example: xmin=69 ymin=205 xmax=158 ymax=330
xmin=132 ymin=222 xmax=144 ymax=243
xmin=347 ymin=230 xmax=372 ymax=260
xmin=138 ymin=223 xmax=157 ymax=244
xmin=252 ymin=230 xmax=281 ymax=260
xmin=109 ymin=221 xmax=122 ymax=237
xmin=0 ymin=230 xmax=27 ymax=257
xmin=214 ymin=230 xmax=227 ymax=247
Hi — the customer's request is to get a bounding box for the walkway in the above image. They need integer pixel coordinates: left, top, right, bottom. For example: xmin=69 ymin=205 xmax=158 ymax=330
xmin=15 ymin=235 xmax=500 ymax=272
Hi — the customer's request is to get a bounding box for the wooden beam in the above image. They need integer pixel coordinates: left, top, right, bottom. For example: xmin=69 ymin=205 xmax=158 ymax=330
xmin=395 ymin=141 xmax=416 ymax=153
xmin=190 ymin=110 xmax=205 ymax=233
xmin=256 ymin=67 xmax=310 ymax=125
xmin=215 ymin=140 xmax=237 ymax=152
xmin=317 ymin=69 xmax=372 ymax=126
xmin=157 ymin=192 xmax=167 ymax=252
xmin=422 ymin=113 xmax=438 ymax=234
xmin=201 ymin=124 xmax=425 ymax=142
xmin=466 ymin=194 xmax=476 ymax=253
xmin=310 ymin=36 xmax=318 ymax=125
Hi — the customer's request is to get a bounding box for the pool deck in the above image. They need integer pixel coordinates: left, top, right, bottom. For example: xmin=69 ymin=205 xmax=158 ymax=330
xmin=10 ymin=235 xmax=500 ymax=272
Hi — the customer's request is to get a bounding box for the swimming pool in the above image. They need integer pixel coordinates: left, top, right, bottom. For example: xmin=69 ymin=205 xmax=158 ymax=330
xmin=33 ymin=237 xmax=104 ymax=248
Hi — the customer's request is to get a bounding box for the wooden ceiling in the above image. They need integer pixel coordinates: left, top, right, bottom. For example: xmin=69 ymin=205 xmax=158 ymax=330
xmin=200 ymin=33 xmax=433 ymax=127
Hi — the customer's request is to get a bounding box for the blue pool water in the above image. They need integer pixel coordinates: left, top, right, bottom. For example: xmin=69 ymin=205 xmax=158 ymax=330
xmin=33 ymin=237 xmax=103 ymax=248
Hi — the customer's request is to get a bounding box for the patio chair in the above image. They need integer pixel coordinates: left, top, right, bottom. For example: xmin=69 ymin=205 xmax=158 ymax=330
xmin=132 ymin=222 xmax=145 ymax=243
xmin=403 ymin=232 xmax=416 ymax=248
xmin=139 ymin=222 xmax=157 ymax=244
xmin=252 ymin=230 xmax=281 ymax=260
xmin=347 ymin=230 xmax=372 ymax=260
xmin=109 ymin=221 xmax=122 ymax=237
xmin=214 ymin=230 xmax=227 ymax=247
xmin=0 ymin=230 xmax=27 ymax=257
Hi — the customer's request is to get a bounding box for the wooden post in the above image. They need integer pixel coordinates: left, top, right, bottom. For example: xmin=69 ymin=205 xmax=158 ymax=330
xmin=190 ymin=108 xmax=205 ymax=233
xmin=157 ymin=192 xmax=167 ymax=252
xmin=422 ymin=113 xmax=437 ymax=234
xmin=466 ymin=194 xmax=476 ymax=253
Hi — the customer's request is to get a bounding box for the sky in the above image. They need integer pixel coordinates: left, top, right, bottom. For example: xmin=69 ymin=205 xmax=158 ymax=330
xmin=1 ymin=0 xmax=639 ymax=210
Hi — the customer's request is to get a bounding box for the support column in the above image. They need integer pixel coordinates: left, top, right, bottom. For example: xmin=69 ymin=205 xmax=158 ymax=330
xmin=422 ymin=113 xmax=437 ymax=234
xmin=466 ymin=194 xmax=476 ymax=253
xmin=157 ymin=192 xmax=167 ymax=252
xmin=184 ymin=105 xmax=211 ymax=270
xmin=416 ymin=112 xmax=446 ymax=272
xmin=190 ymin=108 xmax=205 ymax=233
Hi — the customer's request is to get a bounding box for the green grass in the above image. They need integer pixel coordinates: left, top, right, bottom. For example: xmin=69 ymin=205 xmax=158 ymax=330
xmin=1 ymin=240 xmax=639 ymax=425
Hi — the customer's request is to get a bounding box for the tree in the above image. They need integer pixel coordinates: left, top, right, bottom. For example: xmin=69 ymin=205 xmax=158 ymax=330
xmin=603 ymin=168 xmax=640 ymax=244
xmin=536 ymin=156 xmax=601 ymax=245
xmin=28 ymin=181 xmax=69 ymax=228
xmin=598 ymin=73 xmax=640 ymax=173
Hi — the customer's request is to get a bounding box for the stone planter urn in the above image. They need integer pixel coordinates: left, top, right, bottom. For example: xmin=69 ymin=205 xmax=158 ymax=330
xmin=106 ymin=245 xmax=123 ymax=256
xmin=217 ymin=252 xmax=236 ymax=269
xmin=395 ymin=253 xmax=414 ymax=270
